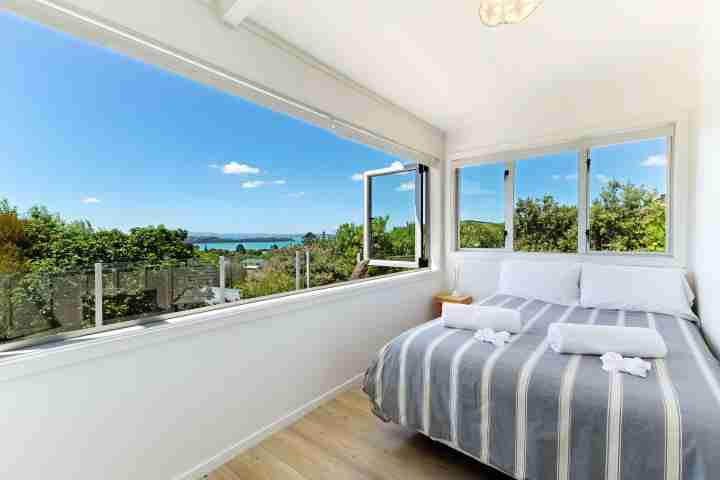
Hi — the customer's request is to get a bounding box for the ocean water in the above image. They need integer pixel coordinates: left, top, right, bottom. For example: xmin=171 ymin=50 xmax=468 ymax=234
xmin=193 ymin=238 xmax=301 ymax=252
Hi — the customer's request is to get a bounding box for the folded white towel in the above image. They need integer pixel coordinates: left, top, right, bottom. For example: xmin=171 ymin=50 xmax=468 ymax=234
xmin=442 ymin=303 xmax=522 ymax=333
xmin=547 ymin=323 xmax=667 ymax=358
xmin=601 ymin=352 xmax=653 ymax=378
xmin=474 ymin=328 xmax=511 ymax=347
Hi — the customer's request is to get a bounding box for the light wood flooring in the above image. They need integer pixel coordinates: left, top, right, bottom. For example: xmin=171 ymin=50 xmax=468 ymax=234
xmin=209 ymin=387 xmax=509 ymax=480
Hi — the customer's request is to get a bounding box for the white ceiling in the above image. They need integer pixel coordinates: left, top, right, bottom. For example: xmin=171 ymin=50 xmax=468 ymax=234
xmin=249 ymin=0 xmax=702 ymax=132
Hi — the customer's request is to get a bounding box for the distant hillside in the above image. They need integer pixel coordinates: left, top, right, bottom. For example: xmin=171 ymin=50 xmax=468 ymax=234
xmin=189 ymin=232 xmax=301 ymax=240
xmin=189 ymin=236 xmax=294 ymax=244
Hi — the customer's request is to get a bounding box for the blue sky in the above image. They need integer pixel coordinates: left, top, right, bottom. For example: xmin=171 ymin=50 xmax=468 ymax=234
xmin=460 ymin=139 xmax=668 ymax=223
xmin=0 ymin=11 xmax=415 ymax=234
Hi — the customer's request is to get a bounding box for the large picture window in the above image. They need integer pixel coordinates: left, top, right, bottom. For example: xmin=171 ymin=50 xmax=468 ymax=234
xmin=0 ymin=11 xmax=432 ymax=351
xmin=454 ymin=128 xmax=674 ymax=256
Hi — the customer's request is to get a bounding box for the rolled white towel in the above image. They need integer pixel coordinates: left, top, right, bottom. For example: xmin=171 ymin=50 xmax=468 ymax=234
xmin=474 ymin=328 xmax=512 ymax=347
xmin=547 ymin=323 xmax=667 ymax=358
xmin=601 ymin=352 xmax=653 ymax=378
xmin=442 ymin=303 xmax=522 ymax=333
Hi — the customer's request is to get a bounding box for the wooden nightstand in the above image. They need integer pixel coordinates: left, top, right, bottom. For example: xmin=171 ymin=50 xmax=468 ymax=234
xmin=433 ymin=293 xmax=473 ymax=319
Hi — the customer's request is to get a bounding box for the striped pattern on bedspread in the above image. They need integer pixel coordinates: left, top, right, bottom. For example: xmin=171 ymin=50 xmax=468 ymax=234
xmin=362 ymin=295 xmax=720 ymax=480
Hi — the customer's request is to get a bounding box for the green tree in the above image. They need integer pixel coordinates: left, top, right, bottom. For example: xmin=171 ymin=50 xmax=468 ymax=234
xmin=235 ymin=243 xmax=246 ymax=254
xmin=303 ymin=232 xmax=318 ymax=245
xmin=514 ymin=195 xmax=578 ymax=253
xmin=458 ymin=221 xmax=505 ymax=249
xmin=589 ymin=180 xmax=666 ymax=252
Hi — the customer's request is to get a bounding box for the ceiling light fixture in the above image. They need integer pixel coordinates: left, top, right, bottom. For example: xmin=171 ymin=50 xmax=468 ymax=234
xmin=478 ymin=0 xmax=543 ymax=27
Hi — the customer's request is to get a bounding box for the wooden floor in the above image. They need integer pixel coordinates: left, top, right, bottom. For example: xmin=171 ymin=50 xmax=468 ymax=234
xmin=209 ymin=387 xmax=509 ymax=480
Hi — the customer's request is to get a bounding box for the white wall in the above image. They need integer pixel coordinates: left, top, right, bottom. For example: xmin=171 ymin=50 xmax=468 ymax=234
xmin=0 ymin=273 xmax=444 ymax=479
xmin=689 ymin=0 xmax=720 ymax=353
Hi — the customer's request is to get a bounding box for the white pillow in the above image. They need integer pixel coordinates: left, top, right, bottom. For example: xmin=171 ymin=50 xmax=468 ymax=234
xmin=580 ymin=264 xmax=697 ymax=321
xmin=497 ymin=260 xmax=581 ymax=306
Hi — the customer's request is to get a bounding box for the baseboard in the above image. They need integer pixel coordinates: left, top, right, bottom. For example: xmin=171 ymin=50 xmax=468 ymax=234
xmin=173 ymin=372 xmax=366 ymax=480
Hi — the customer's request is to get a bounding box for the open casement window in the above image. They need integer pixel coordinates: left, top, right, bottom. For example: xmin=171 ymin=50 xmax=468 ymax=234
xmin=363 ymin=163 xmax=430 ymax=268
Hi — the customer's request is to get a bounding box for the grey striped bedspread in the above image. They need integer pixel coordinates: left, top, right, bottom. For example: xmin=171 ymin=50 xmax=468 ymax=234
xmin=362 ymin=295 xmax=720 ymax=480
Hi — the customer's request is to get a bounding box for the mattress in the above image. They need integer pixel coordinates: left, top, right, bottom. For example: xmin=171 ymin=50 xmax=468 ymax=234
xmin=362 ymin=295 xmax=720 ymax=480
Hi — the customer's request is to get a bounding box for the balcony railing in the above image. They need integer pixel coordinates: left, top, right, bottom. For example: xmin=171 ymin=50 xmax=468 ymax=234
xmin=0 ymin=248 xmax=402 ymax=352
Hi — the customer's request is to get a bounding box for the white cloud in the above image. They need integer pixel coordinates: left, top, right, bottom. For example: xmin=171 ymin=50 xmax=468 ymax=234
xmin=208 ymin=164 xmax=221 ymax=169
xmin=641 ymin=154 xmax=667 ymax=168
xmin=396 ymin=181 xmax=415 ymax=192
xmin=81 ymin=197 xmax=100 ymax=204
xmin=565 ymin=173 xmax=578 ymax=181
xmin=241 ymin=179 xmax=286 ymax=189
xmin=351 ymin=161 xmax=406 ymax=182
xmin=595 ymin=173 xmax=611 ymax=184
xmin=222 ymin=162 xmax=260 ymax=175
xmin=552 ymin=174 xmax=561 ymax=180
xmin=286 ymin=192 xmax=305 ymax=198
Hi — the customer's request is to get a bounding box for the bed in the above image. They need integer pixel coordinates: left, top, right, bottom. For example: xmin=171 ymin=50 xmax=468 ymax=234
xmin=362 ymin=294 xmax=720 ymax=480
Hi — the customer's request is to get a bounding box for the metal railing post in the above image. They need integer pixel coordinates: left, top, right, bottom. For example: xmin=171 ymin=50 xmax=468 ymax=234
xmin=305 ymin=249 xmax=310 ymax=289
xmin=219 ymin=256 xmax=226 ymax=304
xmin=295 ymin=251 xmax=301 ymax=290
xmin=94 ymin=262 xmax=103 ymax=327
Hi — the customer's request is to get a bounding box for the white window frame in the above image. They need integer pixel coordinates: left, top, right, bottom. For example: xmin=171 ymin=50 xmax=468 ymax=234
xmin=584 ymin=130 xmax=674 ymax=257
xmin=453 ymin=125 xmax=676 ymax=258
xmin=363 ymin=164 xmax=430 ymax=268
xmin=453 ymin=161 xmax=514 ymax=252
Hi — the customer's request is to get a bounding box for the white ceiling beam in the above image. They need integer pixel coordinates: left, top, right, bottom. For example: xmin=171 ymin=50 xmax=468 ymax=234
xmin=217 ymin=0 xmax=266 ymax=27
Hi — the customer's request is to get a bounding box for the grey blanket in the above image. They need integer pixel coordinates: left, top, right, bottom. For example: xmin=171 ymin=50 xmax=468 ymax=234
xmin=362 ymin=295 xmax=720 ymax=480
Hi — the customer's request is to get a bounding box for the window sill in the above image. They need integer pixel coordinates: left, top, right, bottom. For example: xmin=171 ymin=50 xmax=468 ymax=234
xmin=0 ymin=268 xmax=440 ymax=383
xmin=451 ymin=249 xmax=685 ymax=268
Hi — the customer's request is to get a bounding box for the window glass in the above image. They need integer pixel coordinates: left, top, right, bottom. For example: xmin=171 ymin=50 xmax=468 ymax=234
xmin=0 ymin=11 xmax=422 ymax=349
xmin=369 ymin=170 xmax=417 ymax=262
xmin=588 ymin=138 xmax=669 ymax=253
xmin=514 ymin=151 xmax=578 ymax=253
xmin=457 ymin=163 xmax=506 ymax=249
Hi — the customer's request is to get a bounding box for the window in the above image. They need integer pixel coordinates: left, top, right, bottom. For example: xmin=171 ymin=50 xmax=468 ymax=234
xmin=514 ymin=151 xmax=578 ymax=253
xmin=456 ymin=162 xmax=507 ymax=249
xmin=363 ymin=164 xmax=429 ymax=267
xmin=454 ymin=127 xmax=674 ymax=256
xmin=0 ymin=11 xmax=432 ymax=351
xmin=588 ymin=137 xmax=669 ymax=253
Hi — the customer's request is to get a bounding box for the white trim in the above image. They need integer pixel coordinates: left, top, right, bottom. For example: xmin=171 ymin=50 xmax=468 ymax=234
xmin=578 ymin=149 xmax=589 ymax=253
xmin=504 ymin=161 xmax=514 ymax=250
xmin=448 ymin=114 xmax=684 ymax=161
xmin=217 ymin=0 xmax=265 ymax=27
xmin=0 ymin=268 xmax=441 ymax=383
xmin=238 ymin=18 xmax=440 ymax=135
xmin=172 ymin=372 xmax=365 ymax=480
